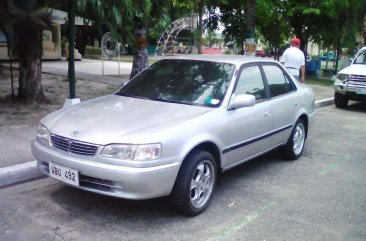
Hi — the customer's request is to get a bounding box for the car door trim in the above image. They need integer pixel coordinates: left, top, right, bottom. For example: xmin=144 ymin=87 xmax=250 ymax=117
xmin=222 ymin=124 xmax=293 ymax=154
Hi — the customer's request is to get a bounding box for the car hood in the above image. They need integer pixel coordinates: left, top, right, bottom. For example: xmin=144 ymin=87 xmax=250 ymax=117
xmin=42 ymin=95 xmax=211 ymax=145
xmin=339 ymin=64 xmax=366 ymax=75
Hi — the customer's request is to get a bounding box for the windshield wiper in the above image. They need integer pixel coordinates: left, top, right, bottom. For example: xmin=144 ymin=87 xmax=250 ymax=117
xmin=150 ymin=97 xmax=195 ymax=106
xmin=117 ymin=91 xmax=151 ymax=100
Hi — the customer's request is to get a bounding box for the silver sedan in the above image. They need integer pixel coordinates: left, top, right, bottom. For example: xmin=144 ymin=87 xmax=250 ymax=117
xmin=32 ymin=55 xmax=315 ymax=216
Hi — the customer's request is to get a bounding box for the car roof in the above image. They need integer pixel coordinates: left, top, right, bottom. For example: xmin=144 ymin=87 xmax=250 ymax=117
xmin=159 ymin=54 xmax=279 ymax=66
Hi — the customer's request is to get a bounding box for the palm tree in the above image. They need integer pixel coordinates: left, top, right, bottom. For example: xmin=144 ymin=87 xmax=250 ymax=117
xmin=9 ymin=0 xmax=50 ymax=103
xmin=130 ymin=1 xmax=149 ymax=79
xmin=245 ymin=0 xmax=256 ymax=54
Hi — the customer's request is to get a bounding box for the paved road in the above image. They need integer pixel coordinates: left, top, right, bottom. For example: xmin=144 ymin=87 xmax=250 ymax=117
xmin=1 ymin=103 xmax=365 ymax=241
xmin=43 ymin=59 xmax=132 ymax=77
xmin=0 ymin=127 xmax=35 ymax=168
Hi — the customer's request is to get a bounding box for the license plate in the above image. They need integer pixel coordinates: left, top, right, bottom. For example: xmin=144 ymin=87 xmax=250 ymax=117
xmin=356 ymin=88 xmax=366 ymax=95
xmin=49 ymin=162 xmax=79 ymax=186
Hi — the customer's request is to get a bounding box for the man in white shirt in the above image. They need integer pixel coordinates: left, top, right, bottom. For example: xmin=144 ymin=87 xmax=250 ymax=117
xmin=281 ymin=38 xmax=305 ymax=83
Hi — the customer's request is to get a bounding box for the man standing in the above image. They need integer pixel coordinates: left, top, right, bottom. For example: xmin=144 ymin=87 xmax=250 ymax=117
xmin=281 ymin=38 xmax=305 ymax=83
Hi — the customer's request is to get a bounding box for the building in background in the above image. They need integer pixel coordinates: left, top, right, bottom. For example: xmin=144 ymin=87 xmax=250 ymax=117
xmin=0 ymin=9 xmax=86 ymax=61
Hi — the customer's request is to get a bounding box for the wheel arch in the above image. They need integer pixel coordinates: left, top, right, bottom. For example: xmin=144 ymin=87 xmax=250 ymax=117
xmin=181 ymin=141 xmax=223 ymax=174
xmin=298 ymin=113 xmax=309 ymax=139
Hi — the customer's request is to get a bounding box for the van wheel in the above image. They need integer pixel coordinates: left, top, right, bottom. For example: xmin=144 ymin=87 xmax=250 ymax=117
xmin=280 ymin=119 xmax=306 ymax=160
xmin=170 ymin=150 xmax=217 ymax=216
xmin=334 ymin=92 xmax=348 ymax=108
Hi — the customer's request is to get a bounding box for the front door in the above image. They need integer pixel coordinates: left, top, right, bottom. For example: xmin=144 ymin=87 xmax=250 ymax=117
xmin=224 ymin=65 xmax=273 ymax=169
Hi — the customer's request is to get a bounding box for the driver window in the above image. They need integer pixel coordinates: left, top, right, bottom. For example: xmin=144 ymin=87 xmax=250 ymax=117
xmin=235 ymin=65 xmax=265 ymax=100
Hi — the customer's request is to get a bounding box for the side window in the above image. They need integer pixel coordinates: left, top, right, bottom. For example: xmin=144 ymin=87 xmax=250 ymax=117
xmin=263 ymin=65 xmax=294 ymax=97
xmin=235 ymin=65 xmax=266 ymax=100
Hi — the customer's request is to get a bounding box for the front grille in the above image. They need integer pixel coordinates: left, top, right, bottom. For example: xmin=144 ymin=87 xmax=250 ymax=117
xmin=350 ymin=75 xmax=366 ymax=83
xmin=50 ymin=134 xmax=98 ymax=156
xmin=80 ymin=175 xmax=121 ymax=191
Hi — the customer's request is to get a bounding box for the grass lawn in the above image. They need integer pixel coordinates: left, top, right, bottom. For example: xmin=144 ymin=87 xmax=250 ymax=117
xmin=84 ymin=55 xmax=158 ymax=65
xmin=305 ymin=77 xmax=334 ymax=86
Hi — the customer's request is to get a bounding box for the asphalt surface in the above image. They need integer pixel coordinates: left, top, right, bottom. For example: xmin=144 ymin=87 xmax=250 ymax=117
xmin=1 ymin=103 xmax=365 ymax=241
xmin=0 ymin=127 xmax=36 ymax=168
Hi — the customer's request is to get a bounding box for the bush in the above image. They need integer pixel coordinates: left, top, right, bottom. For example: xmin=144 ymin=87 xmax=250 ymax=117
xmin=85 ymin=45 xmax=102 ymax=56
xmin=224 ymin=49 xmax=232 ymax=55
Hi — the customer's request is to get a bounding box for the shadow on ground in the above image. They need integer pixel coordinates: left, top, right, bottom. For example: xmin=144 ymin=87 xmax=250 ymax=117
xmin=342 ymin=102 xmax=366 ymax=113
xmin=49 ymin=149 xmax=290 ymax=222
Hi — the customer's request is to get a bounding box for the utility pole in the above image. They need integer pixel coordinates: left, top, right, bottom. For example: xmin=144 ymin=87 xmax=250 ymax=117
xmin=68 ymin=0 xmax=76 ymax=99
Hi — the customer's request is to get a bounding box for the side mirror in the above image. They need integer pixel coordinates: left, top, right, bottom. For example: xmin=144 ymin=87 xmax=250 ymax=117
xmin=228 ymin=94 xmax=256 ymax=110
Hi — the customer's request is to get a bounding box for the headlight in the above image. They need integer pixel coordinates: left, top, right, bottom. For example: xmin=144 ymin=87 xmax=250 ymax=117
xmin=37 ymin=124 xmax=50 ymax=145
xmin=101 ymin=144 xmax=137 ymax=160
xmin=134 ymin=144 xmax=162 ymax=161
xmin=101 ymin=143 xmax=162 ymax=161
xmin=336 ymin=73 xmax=349 ymax=82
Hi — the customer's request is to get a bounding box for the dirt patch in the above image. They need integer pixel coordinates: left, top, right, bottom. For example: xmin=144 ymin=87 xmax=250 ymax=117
xmin=0 ymin=67 xmax=119 ymax=131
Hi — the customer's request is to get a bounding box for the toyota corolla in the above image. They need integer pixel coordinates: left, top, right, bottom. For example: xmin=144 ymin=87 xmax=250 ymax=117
xmin=32 ymin=55 xmax=315 ymax=216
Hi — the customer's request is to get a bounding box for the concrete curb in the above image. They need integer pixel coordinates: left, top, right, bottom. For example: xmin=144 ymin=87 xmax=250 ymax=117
xmin=0 ymin=161 xmax=44 ymax=188
xmin=315 ymin=98 xmax=334 ymax=109
xmin=0 ymin=97 xmax=335 ymax=188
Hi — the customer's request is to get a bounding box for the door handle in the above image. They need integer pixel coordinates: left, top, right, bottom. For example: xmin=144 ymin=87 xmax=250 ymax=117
xmin=264 ymin=111 xmax=271 ymax=118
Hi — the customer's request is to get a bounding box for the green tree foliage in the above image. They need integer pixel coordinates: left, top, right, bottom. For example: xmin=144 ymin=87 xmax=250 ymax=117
xmin=148 ymin=0 xmax=190 ymax=43
xmin=244 ymin=0 xmax=255 ymax=40
xmin=207 ymin=0 xmax=247 ymax=53
xmin=173 ymin=0 xmax=207 ymax=54
xmin=256 ymin=0 xmax=289 ymax=53
xmin=77 ymin=0 xmax=152 ymax=79
xmin=76 ymin=0 xmax=145 ymax=42
xmin=255 ymin=0 xmax=366 ymax=56
xmin=287 ymin=0 xmax=364 ymax=50
xmin=0 ymin=1 xmax=11 ymax=33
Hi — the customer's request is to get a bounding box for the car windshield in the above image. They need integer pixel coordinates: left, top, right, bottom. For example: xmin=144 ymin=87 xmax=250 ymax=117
xmin=116 ymin=59 xmax=236 ymax=107
xmin=353 ymin=49 xmax=366 ymax=64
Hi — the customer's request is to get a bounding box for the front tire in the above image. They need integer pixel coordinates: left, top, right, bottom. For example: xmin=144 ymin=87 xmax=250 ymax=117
xmin=334 ymin=92 xmax=349 ymax=108
xmin=280 ymin=119 xmax=306 ymax=160
xmin=170 ymin=150 xmax=217 ymax=216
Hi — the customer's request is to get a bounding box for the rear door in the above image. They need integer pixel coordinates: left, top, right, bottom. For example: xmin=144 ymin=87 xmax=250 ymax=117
xmin=261 ymin=64 xmax=298 ymax=146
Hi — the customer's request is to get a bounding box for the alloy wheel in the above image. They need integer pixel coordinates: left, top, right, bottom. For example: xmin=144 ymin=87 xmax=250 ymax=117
xmin=190 ymin=160 xmax=215 ymax=209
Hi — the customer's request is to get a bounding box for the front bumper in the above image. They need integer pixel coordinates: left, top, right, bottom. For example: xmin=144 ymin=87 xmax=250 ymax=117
xmin=334 ymin=81 xmax=366 ymax=102
xmin=31 ymin=140 xmax=181 ymax=200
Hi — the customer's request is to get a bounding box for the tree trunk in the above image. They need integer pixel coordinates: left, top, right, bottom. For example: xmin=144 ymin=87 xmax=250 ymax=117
xmin=245 ymin=0 xmax=255 ymax=33
xmin=75 ymin=26 xmax=87 ymax=56
xmin=291 ymin=15 xmax=306 ymax=51
xmin=15 ymin=19 xmax=47 ymax=104
xmin=325 ymin=48 xmax=329 ymax=70
xmin=1 ymin=26 xmax=15 ymax=99
xmin=334 ymin=36 xmax=341 ymax=74
xmin=130 ymin=21 xmax=148 ymax=79
xmin=245 ymin=0 xmax=256 ymax=54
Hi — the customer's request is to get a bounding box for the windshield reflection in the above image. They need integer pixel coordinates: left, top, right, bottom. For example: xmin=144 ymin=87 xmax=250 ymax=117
xmin=117 ymin=59 xmax=235 ymax=107
xmin=354 ymin=50 xmax=366 ymax=65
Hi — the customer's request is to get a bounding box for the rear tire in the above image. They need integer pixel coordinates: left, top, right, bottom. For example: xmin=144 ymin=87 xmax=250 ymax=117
xmin=280 ymin=119 xmax=306 ymax=160
xmin=334 ymin=92 xmax=348 ymax=108
xmin=170 ymin=150 xmax=217 ymax=216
